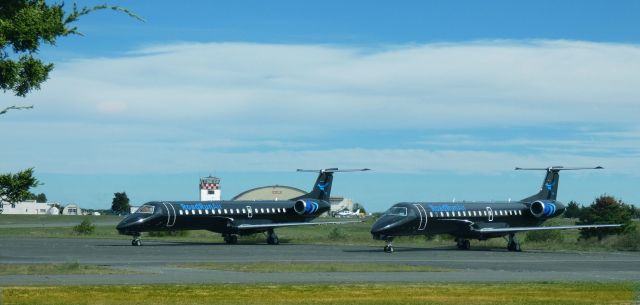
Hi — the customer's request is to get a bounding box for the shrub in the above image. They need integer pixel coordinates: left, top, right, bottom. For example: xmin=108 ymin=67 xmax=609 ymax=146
xmin=72 ymin=219 xmax=95 ymax=235
xmin=612 ymin=229 xmax=640 ymax=251
xmin=525 ymin=229 xmax=563 ymax=243
xmin=328 ymin=227 xmax=347 ymax=241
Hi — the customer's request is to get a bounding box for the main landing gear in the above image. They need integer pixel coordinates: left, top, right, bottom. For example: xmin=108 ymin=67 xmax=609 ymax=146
xmin=131 ymin=233 xmax=142 ymax=246
xmin=456 ymin=238 xmax=471 ymax=250
xmin=266 ymin=229 xmax=280 ymax=245
xmin=383 ymin=238 xmax=394 ymax=253
xmin=506 ymin=233 xmax=521 ymax=252
xmin=223 ymin=234 xmax=238 ymax=244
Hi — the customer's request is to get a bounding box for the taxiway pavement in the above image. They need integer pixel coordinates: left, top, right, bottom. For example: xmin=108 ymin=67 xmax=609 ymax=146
xmin=1 ymin=237 xmax=639 ymax=285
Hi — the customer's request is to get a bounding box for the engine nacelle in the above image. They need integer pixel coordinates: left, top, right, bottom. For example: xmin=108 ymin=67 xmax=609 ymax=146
xmin=294 ymin=199 xmax=320 ymax=215
xmin=530 ymin=200 xmax=565 ymax=218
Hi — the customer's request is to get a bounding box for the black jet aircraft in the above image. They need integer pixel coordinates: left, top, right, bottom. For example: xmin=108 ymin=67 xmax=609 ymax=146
xmin=117 ymin=168 xmax=369 ymax=246
xmin=371 ymin=166 xmax=620 ymax=253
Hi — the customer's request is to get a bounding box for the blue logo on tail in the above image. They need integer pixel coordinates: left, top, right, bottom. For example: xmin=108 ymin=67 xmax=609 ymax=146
xmin=545 ymin=179 xmax=556 ymax=191
xmin=317 ymin=182 xmax=329 ymax=194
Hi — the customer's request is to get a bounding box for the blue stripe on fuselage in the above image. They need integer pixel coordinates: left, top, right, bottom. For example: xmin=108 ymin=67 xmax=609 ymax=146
xmin=428 ymin=204 xmax=466 ymax=212
xmin=179 ymin=203 xmax=222 ymax=211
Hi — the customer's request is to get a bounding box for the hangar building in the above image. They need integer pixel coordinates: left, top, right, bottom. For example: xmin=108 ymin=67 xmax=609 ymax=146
xmin=231 ymin=185 xmax=355 ymax=215
xmin=232 ymin=185 xmax=305 ymax=201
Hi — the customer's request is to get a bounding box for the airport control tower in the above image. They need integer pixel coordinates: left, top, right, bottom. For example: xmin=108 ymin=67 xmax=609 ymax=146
xmin=200 ymin=176 xmax=221 ymax=201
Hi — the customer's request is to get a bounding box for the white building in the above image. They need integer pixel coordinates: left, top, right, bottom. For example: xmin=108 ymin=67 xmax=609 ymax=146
xmin=0 ymin=200 xmax=58 ymax=215
xmin=200 ymin=176 xmax=221 ymax=201
xmin=330 ymin=197 xmax=354 ymax=213
xmin=62 ymin=204 xmax=82 ymax=215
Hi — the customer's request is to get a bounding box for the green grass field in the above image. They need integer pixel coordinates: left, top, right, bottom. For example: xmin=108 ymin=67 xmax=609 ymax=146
xmin=1 ymin=283 xmax=636 ymax=305
xmin=0 ymin=215 xmax=637 ymax=251
xmin=0 ymin=263 xmax=134 ymax=276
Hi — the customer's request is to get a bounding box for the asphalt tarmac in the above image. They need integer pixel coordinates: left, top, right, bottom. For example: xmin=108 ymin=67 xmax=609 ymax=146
xmin=1 ymin=237 xmax=639 ymax=285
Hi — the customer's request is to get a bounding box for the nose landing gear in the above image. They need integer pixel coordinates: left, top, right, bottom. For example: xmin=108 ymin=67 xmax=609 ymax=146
xmin=131 ymin=233 xmax=142 ymax=246
xmin=383 ymin=238 xmax=394 ymax=253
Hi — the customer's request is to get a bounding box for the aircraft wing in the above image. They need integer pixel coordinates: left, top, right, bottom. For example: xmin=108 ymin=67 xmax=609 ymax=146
xmin=476 ymin=224 xmax=621 ymax=234
xmin=237 ymin=220 xmax=363 ymax=230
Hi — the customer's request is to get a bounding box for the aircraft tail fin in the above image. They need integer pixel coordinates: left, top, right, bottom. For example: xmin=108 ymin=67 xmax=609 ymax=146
xmin=293 ymin=168 xmax=370 ymax=201
xmin=516 ymin=166 xmax=603 ymax=202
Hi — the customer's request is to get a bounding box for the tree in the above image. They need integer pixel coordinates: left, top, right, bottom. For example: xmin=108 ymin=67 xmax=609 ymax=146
xmin=578 ymin=195 xmax=635 ymax=240
xmin=1 ymin=0 xmax=142 ymax=114
xmin=35 ymin=192 xmax=46 ymax=202
xmin=27 ymin=192 xmax=47 ymax=202
xmin=0 ymin=168 xmax=40 ymax=209
xmin=564 ymin=201 xmax=581 ymax=218
xmin=352 ymin=202 xmax=366 ymax=214
xmin=111 ymin=191 xmax=130 ymax=215
xmin=629 ymin=204 xmax=640 ymax=219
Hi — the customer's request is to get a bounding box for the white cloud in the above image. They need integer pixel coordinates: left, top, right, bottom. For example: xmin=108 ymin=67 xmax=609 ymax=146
xmin=1 ymin=40 xmax=639 ymax=174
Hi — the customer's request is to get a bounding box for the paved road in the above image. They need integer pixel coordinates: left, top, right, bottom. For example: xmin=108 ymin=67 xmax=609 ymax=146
xmin=1 ymin=237 xmax=639 ymax=285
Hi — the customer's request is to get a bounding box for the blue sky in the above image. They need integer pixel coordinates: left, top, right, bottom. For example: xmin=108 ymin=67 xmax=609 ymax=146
xmin=2 ymin=0 xmax=640 ymax=211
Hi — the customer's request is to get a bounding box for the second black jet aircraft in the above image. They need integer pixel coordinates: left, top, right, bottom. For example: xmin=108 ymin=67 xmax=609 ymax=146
xmin=117 ymin=168 xmax=368 ymax=246
xmin=371 ymin=166 xmax=620 ymax=252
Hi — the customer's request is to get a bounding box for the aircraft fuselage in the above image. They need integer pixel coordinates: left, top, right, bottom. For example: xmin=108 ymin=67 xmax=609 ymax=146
xmin=371 ymin=200 xmax=563 ymax=241
xmin=117 ymin=199 xmax=330 ymax=236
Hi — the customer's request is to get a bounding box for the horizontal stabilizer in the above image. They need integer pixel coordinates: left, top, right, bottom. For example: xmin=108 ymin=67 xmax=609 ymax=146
xmin=297 ymin=168 xmax=371 ymax=173
xmin=515 ymin=166 xmax=603 ymax=171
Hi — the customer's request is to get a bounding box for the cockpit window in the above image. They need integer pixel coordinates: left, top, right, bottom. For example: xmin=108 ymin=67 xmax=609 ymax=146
xmin=385 ymin=207 xmax=407 ymax=216
xmin=136 ymin=205 xmax=155 ymax=214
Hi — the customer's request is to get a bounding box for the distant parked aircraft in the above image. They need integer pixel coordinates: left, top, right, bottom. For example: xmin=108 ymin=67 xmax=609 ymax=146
xmin=336 ymin=209 xmax=361 ymax=218
xmin=117 ymin=168 xmax=369 ymax=246
xmin=371 ymin=166 xmax=620 ymax=253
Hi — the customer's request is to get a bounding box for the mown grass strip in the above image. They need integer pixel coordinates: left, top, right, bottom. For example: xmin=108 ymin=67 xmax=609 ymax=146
xmin=1 ymin=283 xmax=634 ymax=305
xmin=176 ymin=262 xmax=452 ymax=273
xmin=0 ymin=263 xmax=127 ymax=276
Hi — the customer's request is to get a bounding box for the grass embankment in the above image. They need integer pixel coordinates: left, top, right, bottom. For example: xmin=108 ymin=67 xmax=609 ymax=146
xmin=176 ymin=262 xmax=452 ymax=273
xmin=1 ymin=283 xmax=636 ymax=305
xmin=0 ymin=215 xmax=638 ymax=251
xmin=0 ymin=263 xmax=127 ymax=276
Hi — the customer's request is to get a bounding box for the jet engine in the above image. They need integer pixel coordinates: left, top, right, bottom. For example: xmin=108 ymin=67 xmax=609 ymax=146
xmin=530 ymin=200 xmax=565 ymax=218
xmin=294 ymin=199 xmax=320 ymax=215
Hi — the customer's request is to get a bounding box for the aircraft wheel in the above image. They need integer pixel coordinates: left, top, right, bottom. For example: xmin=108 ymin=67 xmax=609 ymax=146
xmin=132 ymin=239 xmax=141 ymax=246
xmin=507 ymin=234 xmax=521 ymax=252
xmin=266 ymin=230 xmax=279 ymax=245
xmin=224 ymin=234 xmax=238 ymax=244
xmin=456 ymin=239 xmax=470 ymax=250
xmin=267 ymin=235 xmax=279 ymax=245
xmin=507 ymin=241 xmax=521 ymax=252
xmin=383 ymin=245 xmax=394 ymax=253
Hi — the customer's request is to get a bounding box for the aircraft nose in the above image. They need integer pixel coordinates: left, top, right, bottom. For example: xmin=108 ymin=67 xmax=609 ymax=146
xmin=370 ymin=220 xmax=387 ymax=235
xmin=371 ymin=218 xmax=396 ymax=239
xmin=116 ymin=216 xmax=142 ymax=234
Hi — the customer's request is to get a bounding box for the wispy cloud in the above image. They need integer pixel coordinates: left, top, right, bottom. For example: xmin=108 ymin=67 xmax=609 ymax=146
xmin=1 ymin=40 xmax=639 ymax=175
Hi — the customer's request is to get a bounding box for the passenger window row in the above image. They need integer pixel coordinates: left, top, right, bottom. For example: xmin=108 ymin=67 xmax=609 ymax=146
xmin=427 ymin=210 xmax=523 ymax=218
xmin=178 ymin=207 xmax=287 ymax=216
